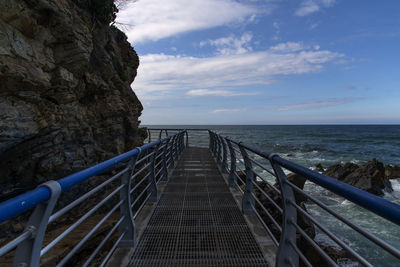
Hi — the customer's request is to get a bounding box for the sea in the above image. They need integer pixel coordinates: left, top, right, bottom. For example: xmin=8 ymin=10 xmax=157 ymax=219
xmin=146 ymin=125 xmax=400 ymax=266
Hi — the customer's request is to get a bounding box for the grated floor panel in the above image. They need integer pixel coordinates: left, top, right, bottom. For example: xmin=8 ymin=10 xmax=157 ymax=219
xmin=129 ymin=147 xmax=269 ymax=266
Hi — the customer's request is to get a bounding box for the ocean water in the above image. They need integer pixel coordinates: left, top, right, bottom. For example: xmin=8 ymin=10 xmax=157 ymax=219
xmin=147 ymin=125 xmax=400 ymax=266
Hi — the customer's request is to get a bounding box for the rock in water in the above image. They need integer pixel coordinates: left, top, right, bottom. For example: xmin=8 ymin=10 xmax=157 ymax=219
xmin=323 ymin=159 xmax=393 ymax=196
xmin=0 ymin=0 xmax=146 ymax=201
xmin=385 ymin=165 xmax=400 ymax=180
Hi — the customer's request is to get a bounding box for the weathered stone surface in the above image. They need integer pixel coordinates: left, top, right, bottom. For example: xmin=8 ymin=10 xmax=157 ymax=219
xmin=385 ymin=165 xmax=400 ymax=180
xmin=322 ymin=159 xmax=393 ymax=196
xmin=0 ymin=0 xmax=146 ymax=201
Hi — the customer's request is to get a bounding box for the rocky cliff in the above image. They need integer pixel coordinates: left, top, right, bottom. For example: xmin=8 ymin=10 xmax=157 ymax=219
xmin=0 ymin=0 xmax=145 ymax=200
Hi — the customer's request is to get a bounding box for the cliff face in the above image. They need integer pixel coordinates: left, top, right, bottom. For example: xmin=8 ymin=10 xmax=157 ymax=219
xmin=0 ymin=0 xmax=145 ymax=199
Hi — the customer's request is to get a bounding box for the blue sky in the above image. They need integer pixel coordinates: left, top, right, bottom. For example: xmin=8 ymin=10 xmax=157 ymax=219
xmin=117 ymin=0 xmax=400 ymax=125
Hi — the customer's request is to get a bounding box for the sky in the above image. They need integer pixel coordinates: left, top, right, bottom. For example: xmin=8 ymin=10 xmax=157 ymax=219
xmin=117 ymin=0 xmax=400 ymax=125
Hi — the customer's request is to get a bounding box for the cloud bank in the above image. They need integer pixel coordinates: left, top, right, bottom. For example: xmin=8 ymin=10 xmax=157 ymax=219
xmin=117 ymin=0 xmax=262 ymax=43
xmin=133 ymin=46 xmax=343 ymax=101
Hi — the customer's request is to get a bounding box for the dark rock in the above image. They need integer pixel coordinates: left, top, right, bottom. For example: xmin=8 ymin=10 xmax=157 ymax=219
xmin=342 ymin=159 xmax=392 ymax=195
xmin=315 ymin=163 xmax=324 ymax=172
xmin=323 ymin=159 xmax=393 ymax=196
xmin=0 ymin=0 xmax=146 ymax=201
xmin=324 ymin=162 xmax=358 ymax=181
xmin=385 ymin=165 xmax=400 ymax=180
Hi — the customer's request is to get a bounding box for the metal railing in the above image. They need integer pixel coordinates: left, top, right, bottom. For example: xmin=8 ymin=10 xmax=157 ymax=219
xmin=208 ymin=130 xmax=400 ymax=267
xmin=1 ymin=128 xmax=400 ymax=266
xmin=146 ymin=128 xmax=210 ymax=147
xmin=0 ymin=130 xmax=187 ymax=266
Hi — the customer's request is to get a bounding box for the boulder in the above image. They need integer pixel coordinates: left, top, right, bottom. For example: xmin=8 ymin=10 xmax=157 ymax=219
xmin=385 ymin=165 xmax=400 ymax=180
xmin=315 ymin=163 xmax=324 ymax=172
xmin=324 ymin=162 xmax=358 ymax=181
xmin=323 ymin=159 xmax=393 ymax=196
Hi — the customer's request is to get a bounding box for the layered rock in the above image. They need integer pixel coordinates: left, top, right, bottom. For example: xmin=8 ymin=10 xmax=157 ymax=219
xmin=322 ymin=159 xmax=394 ymax=196
xmin=0 ymin=0 xmax=146 ymax=201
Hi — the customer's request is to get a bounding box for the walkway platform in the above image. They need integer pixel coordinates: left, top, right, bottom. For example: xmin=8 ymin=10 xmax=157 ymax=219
xmin=128 ymin=147 xmax=270 ymax=266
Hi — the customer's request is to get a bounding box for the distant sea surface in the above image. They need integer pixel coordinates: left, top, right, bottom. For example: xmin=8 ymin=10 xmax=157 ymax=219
xmin=145 ymin=125 xmax=400 ymax=167
xmin=146 ymin=125 xmax=400 ymax=266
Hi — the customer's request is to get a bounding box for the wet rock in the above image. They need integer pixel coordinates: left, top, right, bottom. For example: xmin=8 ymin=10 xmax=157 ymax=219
xmin=315 ymin=163 xmax=324 ymax=172
xmin=385 ymin=165 xmax=400 ymax=180
xmin=322 ymin=159 xmax=393 ymax=196
xmin=324 ymin=162 xmax=359 ymax=181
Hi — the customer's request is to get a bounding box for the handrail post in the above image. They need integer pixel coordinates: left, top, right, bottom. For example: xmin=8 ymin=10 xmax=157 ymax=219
xmin=208 ymin=130 xmax=212 ymax=152
xmin=149 ymin=143 xmax=160 ymax=202
xmin=226 ymin=139 xmax=237 ymax=187
xmin=161 ymin=138 xmax=170 ymax=181
xmin=185 ymin=130 xmax=189 ymax=147
xmin=179 ymin=132 xmax=184 ymax=156
xmin=158 ymin=130 xmax=162 ymax=140
xmin=212 ymin=132 xmax=217 ymax=158
xmin=13 ymin=181 xmax=61 ymax=267
xmin=169 ymin=135 xmax=176 ymax=167
xmin=216 ymin=133 xmax=222 ymax=164
xmin=221 ymin=136 xmax=228 ymax=174
xmin=147 ymin=129 xmax=151 ymax=143
xmin=209 ymin=131 xmax=214 ymax=156
xmin=270 ymin=155 xmax=299 ymax=267
xmin=119 ymin=150 xmax=140 ymax=247
xmin=238 ymin=144 xmax=254 ymax=215
xmin=173 ymin=134 xmax=178 ymax=161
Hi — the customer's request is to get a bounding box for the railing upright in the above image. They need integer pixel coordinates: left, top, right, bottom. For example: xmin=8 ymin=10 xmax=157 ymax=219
xmin=208 ymin=130 xmax=212 ymax=152
xmin=238 ymin=144 xmax=255 ymax=215
xmin=226 ymin=138 xmax=237 ymax=187
xmin=179 ymin=132 xmax=184 ymax=156
xmin=147 ymin=129 xmax=151 ymax=143
xmin=185 ymin=130 xmax=189 ymax=147
xmin=13 ymin=181 xmax=61 ymax=267
xmin=161 ymin=138 xmax=170 ymax=181
xmin=169 ymin=134 xmax=176 ymax=167
xmin=211 ymin=131 xmax=217 ymax=157
xmin=119 ymin=150 xmax=140 ymax=247
xmin=173 ymin=134 xmax=179 ymax=161
xmin=270 ymin=155 xmax=299 ymax=267
xmin=149 ymin=144 xmax=160 ymax=202
xmin=216 ymin=133 xmax=222 ymax=164
xmin=221 ymin=136 xmax=228 ymax=173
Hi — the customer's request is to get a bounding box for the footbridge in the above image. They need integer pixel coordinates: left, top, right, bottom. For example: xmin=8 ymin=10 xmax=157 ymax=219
xmin=0 ymin=129 xmax=399 ymax=266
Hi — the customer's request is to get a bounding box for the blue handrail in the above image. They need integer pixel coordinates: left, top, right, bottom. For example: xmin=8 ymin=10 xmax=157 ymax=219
xmin=0 ymin=137 xmax=166 ymax=224
xmin=232 ymin=140 xmax=400 ymax=226
xmin=273 ymin=155 xmax=400 ymax=226
xmin=211 ymin=131 xmax=400 ymax=265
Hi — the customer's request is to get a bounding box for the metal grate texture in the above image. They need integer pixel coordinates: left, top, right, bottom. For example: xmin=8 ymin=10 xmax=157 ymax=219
xmin=129 ymin=147 xmax=268 ymax=266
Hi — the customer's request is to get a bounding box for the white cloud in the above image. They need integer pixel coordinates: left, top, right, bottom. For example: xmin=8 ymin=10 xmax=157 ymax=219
xmin=272 ymin=21 xmax=280 ymax=40
xmin=270 ymin=42 xmax=307 ymax=52
xmin=211 ymin=108 xmax=246 ymax=113
xmin=276 ymin=97 xmax=361 ymax=111
xmin=133 ymin=48 xmax=343 ymax=102
xmin=117 ymin=0 xmax=261 ymax=43
xmin=200 ymin=33 xmax=253 ymax=55
xmin=186 ymin=89 xmax=258 ymax=97
xmin=295 ymin=0 xmax=335 ymax=16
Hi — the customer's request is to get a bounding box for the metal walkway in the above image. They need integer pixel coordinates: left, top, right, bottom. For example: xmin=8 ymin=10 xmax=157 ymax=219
xmin=128 ymin=147 xmax=269 ymax=266
xmin=2 ymin=129 xmax=399 ymax=266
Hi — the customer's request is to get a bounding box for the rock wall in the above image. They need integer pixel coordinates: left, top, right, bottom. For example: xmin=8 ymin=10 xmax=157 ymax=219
xmin=0 ymin=0 xmax=145 ymax=200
